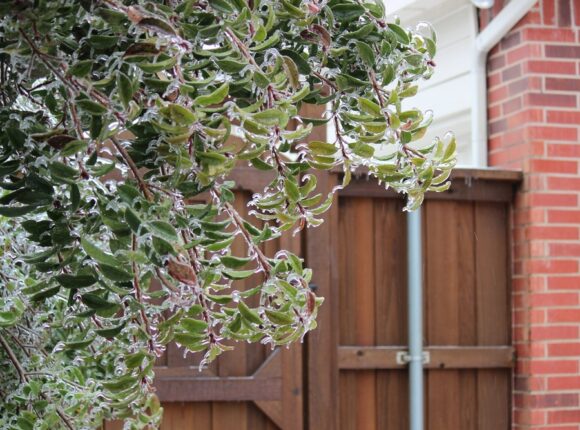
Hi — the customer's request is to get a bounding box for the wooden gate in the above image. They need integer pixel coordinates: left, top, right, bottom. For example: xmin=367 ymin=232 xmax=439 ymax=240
xmin=306 ymin=169 xmax=520 ymax=430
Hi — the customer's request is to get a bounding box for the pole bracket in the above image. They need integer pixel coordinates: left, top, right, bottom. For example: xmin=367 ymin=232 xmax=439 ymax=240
xmin=396 ymin=351 xmax=430 ymax=366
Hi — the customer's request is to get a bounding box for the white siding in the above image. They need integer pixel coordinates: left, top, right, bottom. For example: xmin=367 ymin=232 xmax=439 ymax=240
xmin=389 ymin=0 xmax=476 ymax=164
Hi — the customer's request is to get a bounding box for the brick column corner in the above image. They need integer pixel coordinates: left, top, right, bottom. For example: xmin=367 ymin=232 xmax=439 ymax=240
xmin=484 ymin=0 xmax=580 ymax=428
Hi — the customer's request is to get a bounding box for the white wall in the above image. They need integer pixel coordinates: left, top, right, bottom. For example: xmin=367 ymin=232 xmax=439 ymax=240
xmin=388 ymin=0 xmax=476 ymax=165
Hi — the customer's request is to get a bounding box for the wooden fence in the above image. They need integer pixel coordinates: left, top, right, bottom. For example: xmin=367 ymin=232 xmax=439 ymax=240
xmin=105 ymin=164 xmax=521 ymax=430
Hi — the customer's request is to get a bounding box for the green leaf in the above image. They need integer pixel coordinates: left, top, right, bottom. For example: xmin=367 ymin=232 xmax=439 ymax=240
xmin=222 ymin=269 xmax=255 ymax=280
xmin=238 ymin=301 xmax=262 ymax=325
xmin=55 ymin=274 xmax=98 ymax=289
xmin=250 ymin=31 xmax=280 ymax=52
xmin=356 ymin=41 xmax=375 ymax=67
xmin=68 ymin=60 xmax=93 ymax=77
xmin=138 ymin=56 xmax=177 ymax=73
xmin=148 ymin=221 xmax=178 ymax=242
xmin=63 ymin=196 xmax=85 ymax=230
xmin=330 ymin=3 xmax=365 ymax=21
xmin=61 ymin=140 xmax=87 ymax=156
xmin=265 ymin=309 xmax=294 ymax=325
xmin=116 ymin=72 xmax=134 ymax=108
xmin=194 ymin=82 xmax=229 ymax=106
xmin=29 ymin=286 xmax=61 ymax=302
xmin=308 ymin=141 xmax=338 ymax=156
xmin=49 ymin=161 xmax=79 ymax=179
xmin=279 ymin=49 xmax=311 ymax=74
xmin=282 ymin=56 xmax=300 ymax=88
xmin=81 ymin=293 xmax=119 ymax=311
xmin=98 ymin=264 xmax=133 ymax=282
xmin=350 ymin=143 xmax=375 ymax=158
xmin=220 ymin=255 xmax=252 ymax=269
xmin=180 ymin=318 xmax=208 ymax=333
xmin=0 ymin=205 xmax=39 ymax=217
xmin=216 ymin=58 xmax=247 ymax=73
xmin=65 ymin=336 xmax=96 ymax=350
xmin=96 ymin=321 xmax=126 ymax=338
xmin=76 ymin=99 xmax=107 ymax=115
xmin=284 ymin=179 xmax=301 ymax=202
xmin=252 ymin=109 xmax=289 ymax=127
xmin=88 ymin=35 xmax=118 ymax=49
xmin=388 ymin=23 xmax=410 ymax=45
xmin=81 ymin=238 xmax=118 ymax=266
xmin=125 ymin=208 xmax=141 ymax=233
xmin=358 ymin=97 xmax=381 ymax=117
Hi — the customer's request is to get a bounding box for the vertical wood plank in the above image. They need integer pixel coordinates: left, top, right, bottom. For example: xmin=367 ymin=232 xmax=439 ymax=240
xmin=374 ymin=199 xmax=408 ymax=430
xmin=354 ymin=198 xmax=376 ymax=430
xmin=305 ymin=104 xmax=339 ymax=430
xmin=161 ymin=402 xmax=212 ymax=430
xmin=279 ymin=229 xmax=304 ymax=430
xmin=338 ymin=197 xmax=376 ymax=430
xmin=424 ymin=200 xmax=477 ymax=430
xmin=212 ymin=191 xmax=251 ymax=430
xmin=475 ymin=202 xmax=511 ymax=430
xmin=338 ymin=199 xmax=357 ymax=430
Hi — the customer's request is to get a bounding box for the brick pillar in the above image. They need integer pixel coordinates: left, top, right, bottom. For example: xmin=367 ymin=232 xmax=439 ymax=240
xmin=484 ymin=1 xmax=580 ymax=428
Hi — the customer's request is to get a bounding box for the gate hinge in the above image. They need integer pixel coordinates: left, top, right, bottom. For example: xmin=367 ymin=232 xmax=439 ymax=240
xmin=396 ymin=351 xmax=430 ymax=366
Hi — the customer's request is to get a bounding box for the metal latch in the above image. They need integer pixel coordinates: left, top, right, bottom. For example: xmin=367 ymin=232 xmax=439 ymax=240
xmin=396 ymin=351 xmax=430 ymax=366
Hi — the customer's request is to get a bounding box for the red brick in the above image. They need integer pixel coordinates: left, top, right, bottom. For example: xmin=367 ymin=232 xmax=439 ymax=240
xmin=527 ymin=259 xmax=579 ymax=274
xmin=510 ymin=76 xmax=542 ymax=96
xmin=548 ymin=308 xmax=580 ymax=323
xmin=526 ymin=226 xmax=579 ymax=240
xmin=548 ymin=409 xmax=580 ymax=424
xmin=527 ymin=393 xmax=579 ymax=408
xmin=515 ymin=207 xmax=546 ymax=224
xmin=575 ymin=0 xmax=580 ymax=26
xmin=530 ymin=426 xmax=577 ymax=430
xmin=531 ymin=326 xmax=579 ymax=341
xmin=519 ymin=9 xmax=542 ymax=26
xmin=548 ymin=343 xmax=580 ymax=357
xmin=548 ymin=144 xmax=580 ymax=158
xmin=508 ymin=44 xmax=543 ymax=63
xmin=489 ymin=85 xmax=509 ymax=104
xmin=488 ymin=71 xmax=502 ymax=87
xmin=502 ymin=64 xmax=522 ymax=82
xmin=544 ymin=0 xmax=556 ymax=25
xmin=500 ymin=31 xmax=521 ymax=50
xmin=547 ymin=110 xmax=580 ymax=124
xmin=489 ymin=118 xmax=507 ymax=135
xmin=557 ymin=0 xmax=572 ymax=27
xmin=529 ymin=193 xmax=577 ymax=207
xmin=549 ymin=376 xmax=580 ymax=391
xmin=530 ymin=293 xmax=579 ymax=307
xmin=488 ymin=54 xmax=505 ymax=71
xmin=548 ymin=276 xmax=580 ymax=290
xmin=514 ymin=408 xmax=546 ymax=426
xmin=523 ymin=28 xmax=576 ymax=42
xmin=503 ymin=97 xmax=523 ymax=114
xmin=526 ymin=92 xmax=577 ymax=108
xmin=489 ymin=144 xmax=529 ymax=166
xmin=529 ymin=360 xmax=579 ymax=375
xmin=525 ymin=59 xmax=577 ymax=75
xmin=529 ymin=159 xmax=577 ymax=174
xmin=550 ymin=243 xmax=580 ymax=257
xmin=548 ymin=176 xmax=580 ymax=191
xmin=528 ymin=126 xmax=578 ymax=141
xmin=488 ymin=103 xmax=501 ymax=119
xmin=546 ymin=45 xmax=580 ymax=59
xmin=546 ymin=77 xmax=580 ymax=92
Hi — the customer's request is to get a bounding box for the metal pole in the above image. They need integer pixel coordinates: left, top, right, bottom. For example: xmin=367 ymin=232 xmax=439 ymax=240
xmin=407 ymin=208 xmax=424 ymax=430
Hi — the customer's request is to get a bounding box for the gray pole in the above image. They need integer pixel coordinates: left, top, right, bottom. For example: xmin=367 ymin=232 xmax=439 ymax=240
xmin=407 ymin=208 xmax=424 ymax=430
